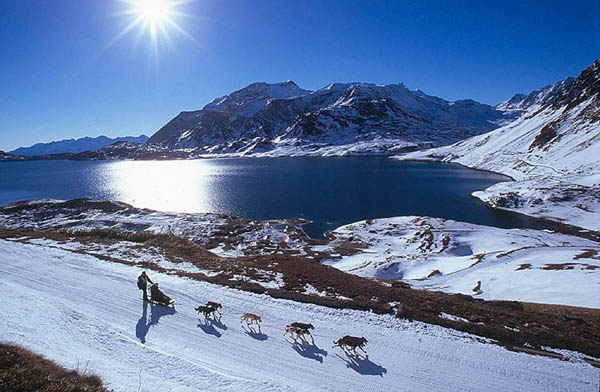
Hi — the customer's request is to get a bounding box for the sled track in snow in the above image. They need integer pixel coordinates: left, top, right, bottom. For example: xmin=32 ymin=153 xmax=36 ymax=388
xmin=0 ymin=239 xmax=598 ymax=391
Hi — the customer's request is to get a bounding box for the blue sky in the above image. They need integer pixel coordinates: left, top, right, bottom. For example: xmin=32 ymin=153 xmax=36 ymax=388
xmin=0 ymin=0 xmax=598 ymax=151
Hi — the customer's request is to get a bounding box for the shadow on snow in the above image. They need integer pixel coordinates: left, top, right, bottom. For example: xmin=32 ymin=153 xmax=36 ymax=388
xmin=136 ymin=300 xmax=176 ymax=343
xmin=210 ymin=316 xmax=228 ymax=331
xmin=289 ymin=340 xmax=328 ymax=363
xmin=335 ymin=353 xmax=387 ymax=377
xmin=242 ymin=324 xmax=268 ymax=341
xmin=198 ymin=318 xmax=227 ymax=338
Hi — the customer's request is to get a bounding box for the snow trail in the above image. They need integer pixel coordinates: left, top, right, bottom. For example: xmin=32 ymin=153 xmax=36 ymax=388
xmin=0 ymin=239 xmax=597 ymax=391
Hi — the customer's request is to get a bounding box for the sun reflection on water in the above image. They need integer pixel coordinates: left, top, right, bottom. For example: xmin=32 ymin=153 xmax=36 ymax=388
xmin=103 ymin=160 xmax=223 ymax=213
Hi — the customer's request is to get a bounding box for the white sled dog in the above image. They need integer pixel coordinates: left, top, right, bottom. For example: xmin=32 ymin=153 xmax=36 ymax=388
xmin=240 ymin=313 xmax=262 ymax=328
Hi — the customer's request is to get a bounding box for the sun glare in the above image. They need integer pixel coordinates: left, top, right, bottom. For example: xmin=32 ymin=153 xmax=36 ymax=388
xmin=110 ymin=0 xmax=196 ymax=57
xmin=135 ymin=0 xmax=172 ymax=24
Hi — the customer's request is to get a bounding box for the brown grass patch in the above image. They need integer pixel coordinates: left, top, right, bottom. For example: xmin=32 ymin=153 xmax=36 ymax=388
xmin=0 ymin=343 xmax=109 ymax=392
xmin=1 ymin=226 xmax=600 ymax=358
xmin=496 ymin=246 xmax=534 ymax=258
xmin=438 ymin=235 xmax=451 ymax=253
xmin=543 ymin=263 xmax=577 ymax=270
xmin=574 ymin=249 xmax=599 ymax=260
xmin=515 ymin=263 xmax=531 ymax=270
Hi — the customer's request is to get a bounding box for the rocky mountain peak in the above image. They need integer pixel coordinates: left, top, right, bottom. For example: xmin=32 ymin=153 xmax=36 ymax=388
xmin=496 ymin=75 xmax=577 ymax=114
xmin=201 ymin=81 xmax=311 ymax=117
xmin=147 ymin=78 xmax=520 ymax=152
xmin=551 ymin=58 xmax=600 ymax=108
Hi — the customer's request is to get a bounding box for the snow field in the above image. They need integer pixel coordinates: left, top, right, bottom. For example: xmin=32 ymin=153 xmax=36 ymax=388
xmin=324 ymin=217 xmax=600 ymax=308
xmin=1 ymin=239 xmax=598 ymax=391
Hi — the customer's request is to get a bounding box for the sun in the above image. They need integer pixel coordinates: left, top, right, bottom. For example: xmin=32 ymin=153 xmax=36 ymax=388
xmin=111 ymin=0 xmax=196 ymax=54
xmin=134 ymin=0 xmax=172 ymax=25
xmin=123 ymin=0 xmax=177 ymax=40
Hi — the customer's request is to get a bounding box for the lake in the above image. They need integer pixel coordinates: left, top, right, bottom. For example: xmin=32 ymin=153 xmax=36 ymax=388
xmin=0 ymin=157 xmax=552 ymax=238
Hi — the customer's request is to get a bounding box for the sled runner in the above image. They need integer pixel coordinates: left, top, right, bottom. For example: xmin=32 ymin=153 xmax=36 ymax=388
xmin=148 ymin=298 xmax=175 ymax=306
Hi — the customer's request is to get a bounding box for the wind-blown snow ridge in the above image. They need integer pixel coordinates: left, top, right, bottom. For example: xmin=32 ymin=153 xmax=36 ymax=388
xmin=396 ymin=59 xmax=600 ymax=231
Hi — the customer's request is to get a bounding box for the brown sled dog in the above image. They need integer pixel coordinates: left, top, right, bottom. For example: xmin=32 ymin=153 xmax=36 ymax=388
xmin=333 ymin=335 xmax=368 ymax=355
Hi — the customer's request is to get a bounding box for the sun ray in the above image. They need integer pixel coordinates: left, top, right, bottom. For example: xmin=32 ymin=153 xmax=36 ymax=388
xmin=110 ymin=0 xmax=196 ymax=54
xmin=158 ymin=21 xmax=175 ymax=50
xmin=102 ymin=17 xmax=144 ymax=52
xmin=165 ymin=17 xmax=199 ymax=45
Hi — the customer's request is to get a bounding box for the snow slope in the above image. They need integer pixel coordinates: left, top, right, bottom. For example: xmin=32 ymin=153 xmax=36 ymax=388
xmin=321 ymin=217 xmax=600 ymax=308
xmin=395 ymin=59 xmax=600 ymax=231
xmin=1 ymin=239 xmax=597 ymax=391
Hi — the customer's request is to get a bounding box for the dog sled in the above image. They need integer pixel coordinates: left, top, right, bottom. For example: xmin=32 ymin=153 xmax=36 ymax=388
xmin=149 ymin=283 xmax=175 ymax=306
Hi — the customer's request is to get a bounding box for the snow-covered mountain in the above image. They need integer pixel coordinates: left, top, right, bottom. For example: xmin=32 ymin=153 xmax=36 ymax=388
xmin=397 ymin=59 xmax=600 ymax=231
xmin=494 ymin=77 xmax=575 ymax=114
xmin=11 ymin=135 xmax=149 ymax=156
xmin=147 ymin=81 xmax=518 ymax=156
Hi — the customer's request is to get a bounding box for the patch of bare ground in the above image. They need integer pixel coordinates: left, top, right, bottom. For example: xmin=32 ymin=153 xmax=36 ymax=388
xmin=574 ymin=249 xmax=599 ymax=259
xmin=515 ymin=263 xmax=531 ymax=270
xmin=471 ymin=253 xmax=485 ymax=265
xmin=542 ymin=263 xmax=598 ymax=270
xmin=0 ymin=342 xmax=109 ymax=392
xmin=495 ymin=246 xmax=535 ymax=258
xmin=437 ymin=234 xmax=451 ymax=253
xmin=415 ymin=228 xmax=435 ymax=252
xmin=328 ymin=238 xmax=368 ymax=257
xmin=1 ymin=226 xmax=599 ymax=358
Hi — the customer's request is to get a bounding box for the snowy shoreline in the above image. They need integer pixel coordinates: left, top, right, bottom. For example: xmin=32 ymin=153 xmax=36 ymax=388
xmin=394 ymin=60 xmax=600 ymax=234
xmin=1 ymin=198 xmax=598 ymax=309
xmin=394 ymin=151 xmax=599 ymax=234
xmin=394 ymin=158 xmax=600 ymax=241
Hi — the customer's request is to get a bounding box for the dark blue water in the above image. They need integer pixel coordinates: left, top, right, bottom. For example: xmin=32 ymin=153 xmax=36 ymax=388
xmin=0 ymin=157 xmax=552 ymax=238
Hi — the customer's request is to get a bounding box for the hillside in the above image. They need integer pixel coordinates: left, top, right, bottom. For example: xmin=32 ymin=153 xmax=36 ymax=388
xmin=0 ymin=343 xmax=109 ymax=392
xmin=396 ymin=59 xmax=600 ymax=231
xmin=1 ymin=237 xmax=597 ymax=391
xmin=2 ymin=198 xmax=600 ymax=354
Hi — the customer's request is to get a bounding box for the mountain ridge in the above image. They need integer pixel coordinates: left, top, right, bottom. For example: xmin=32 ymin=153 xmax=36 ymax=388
xmin=146 ymin=80 xmax=519 ymax=155
xmin=11 ymin=135 xmax=149 ymax=156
